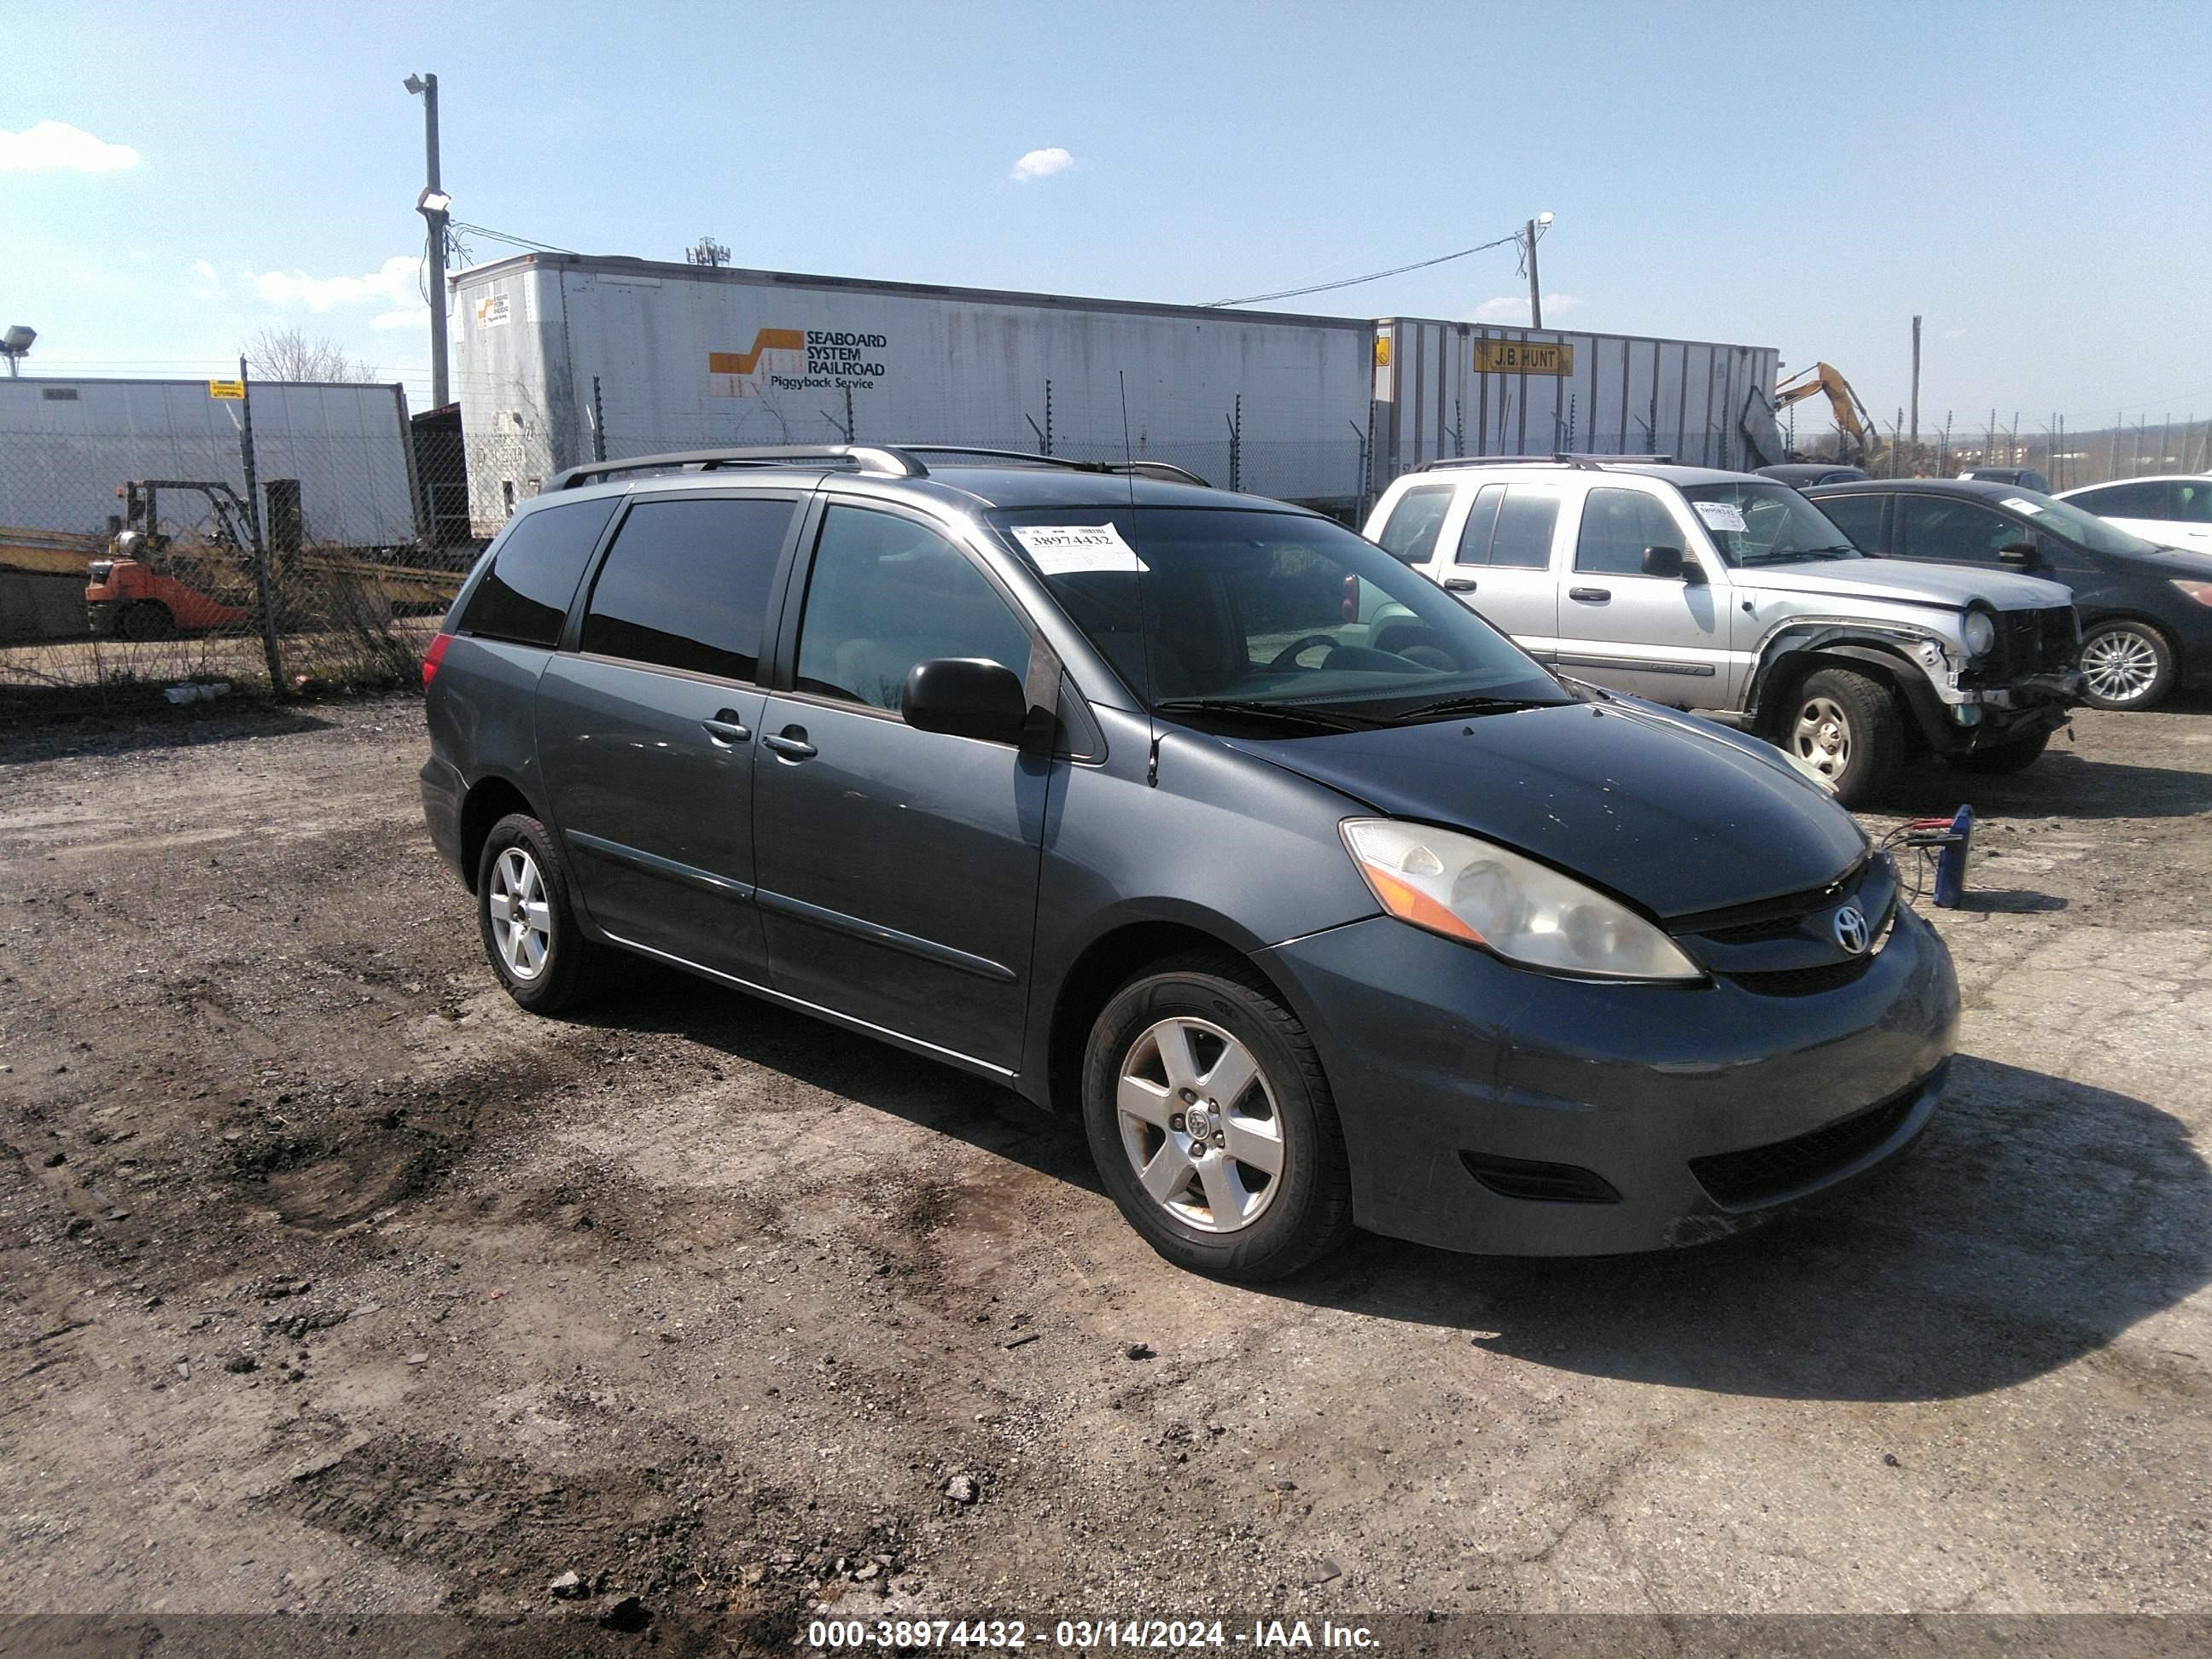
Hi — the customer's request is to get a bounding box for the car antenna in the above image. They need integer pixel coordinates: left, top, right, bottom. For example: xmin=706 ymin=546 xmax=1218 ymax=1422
xmin=1120 ymin=370 xmax=1162 ymax=789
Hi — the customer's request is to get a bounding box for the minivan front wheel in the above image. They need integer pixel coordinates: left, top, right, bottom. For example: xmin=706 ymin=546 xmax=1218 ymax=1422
xmin=476 ymin=812 xmax=605 ymax=1015
xmin=1082 ymin=958 xmax=1353 ymax=1280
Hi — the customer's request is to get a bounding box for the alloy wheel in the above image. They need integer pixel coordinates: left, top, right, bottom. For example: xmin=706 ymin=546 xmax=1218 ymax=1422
xmin=1792 ymin=694 xmax=1852 ymax=780
xmin=488 ymin=847 xmax=552 ymax=981
xmin=2081 ymin=626 xmax=2163 ymax=706
xmin=1115 ymin=1016 xmax=1284 ymax=1233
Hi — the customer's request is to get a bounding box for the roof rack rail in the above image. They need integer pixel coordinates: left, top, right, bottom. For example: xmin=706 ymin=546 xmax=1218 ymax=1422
xmin=904 ymin=445 xmax=1211 ymax=488
xmin=1416 ymin=451 xmax=1676 ymax=473
xmin=548 ymin=445 xmax=928 ymax=491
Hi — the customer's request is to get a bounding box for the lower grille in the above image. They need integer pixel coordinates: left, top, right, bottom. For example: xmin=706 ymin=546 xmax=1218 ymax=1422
xmin=1688 ymin=1085 xmax=1922 ymax=1208
xmin=1725 ymin=953 xmax=1877 ymax=997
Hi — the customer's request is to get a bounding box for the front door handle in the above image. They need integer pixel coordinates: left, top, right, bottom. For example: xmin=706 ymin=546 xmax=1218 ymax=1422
xmin=1569 ymin=586 xmax=1612 ymax=602
xmin=1442 ymin=575 xmax=1479 ymax=591
xmin=701 ymin=710 xmax=750 ymax=745
xmin=763 ymin=728 xmax=817 ymax=760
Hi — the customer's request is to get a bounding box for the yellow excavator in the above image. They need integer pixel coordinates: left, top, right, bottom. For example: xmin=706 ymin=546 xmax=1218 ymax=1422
xmin=1773 ymin=363 xmax=1883 ymax=463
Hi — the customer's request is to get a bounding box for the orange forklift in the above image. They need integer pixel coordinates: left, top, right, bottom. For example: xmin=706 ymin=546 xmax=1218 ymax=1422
xmin=83 ymin=480 xmax=275 ymax=641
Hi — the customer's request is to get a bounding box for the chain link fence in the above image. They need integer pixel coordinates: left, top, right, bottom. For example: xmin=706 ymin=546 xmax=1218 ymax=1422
xmin=1 ymin=409 xmax=486 ymax=706
xmin=1781 ymin=413 xmax=2212 ymax=492
xmin=9 ymin=385 xmax=2205 ymax=712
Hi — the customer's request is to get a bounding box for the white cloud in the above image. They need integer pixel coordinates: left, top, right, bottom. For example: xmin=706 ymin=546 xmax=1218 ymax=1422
xmin=371 ymin=306 xmax=430 ymax=331
xmin=1010 ymin=146 xmax=1074 ymax=183
xmin=254 ymin=254 xmax=422 ymax=314
xmin=0 ymin=120 xmax=140 ymax=172
xmin=1468 ymin=293 xmax=1581 ymax=324
xmin=188 ymin=259 xmax=221 ymax=300
xmin=1943 ymin=326 xmax=1967 ymax=340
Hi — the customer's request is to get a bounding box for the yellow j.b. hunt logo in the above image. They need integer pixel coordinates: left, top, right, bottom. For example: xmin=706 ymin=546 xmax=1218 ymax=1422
xmin=708 ymin=328 xmax=888 ymax=398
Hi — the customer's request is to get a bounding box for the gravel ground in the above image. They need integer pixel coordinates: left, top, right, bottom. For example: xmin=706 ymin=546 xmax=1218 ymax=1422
xmin=1 ymin=691 xmax=2208 ymax=1651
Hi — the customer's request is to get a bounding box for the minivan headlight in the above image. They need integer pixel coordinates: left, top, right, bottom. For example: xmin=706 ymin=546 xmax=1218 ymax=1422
xmin=1961 ymin=609 xmax=1997 ymax=657
xmin=1340 ymin=819 xmax=1703 ymax=981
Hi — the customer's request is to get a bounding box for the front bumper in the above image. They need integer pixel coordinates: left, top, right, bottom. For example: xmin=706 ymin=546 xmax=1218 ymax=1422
xmin=1256 ymin=904 xmax=1959 ymax=1256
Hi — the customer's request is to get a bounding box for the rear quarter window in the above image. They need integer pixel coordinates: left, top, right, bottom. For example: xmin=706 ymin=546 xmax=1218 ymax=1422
xmin=457 ymin=497 xmax=621 ymax=647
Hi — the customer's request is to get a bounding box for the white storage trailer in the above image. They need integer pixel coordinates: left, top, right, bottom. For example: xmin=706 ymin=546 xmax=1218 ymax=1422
xmin=0 ymin=377 xmax=422 ymax=548
xmin=449 ymin=253 xmax=1377 ymax=532
xmin=1371 ymin=319 xmax=1784 ymax=477
xmin=447 ymin=253 xmax=1784 ymax=528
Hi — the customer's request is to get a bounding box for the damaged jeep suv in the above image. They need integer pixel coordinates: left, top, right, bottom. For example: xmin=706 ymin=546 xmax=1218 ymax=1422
xmin=1364 ymin=458 xmax=2081 ymax=804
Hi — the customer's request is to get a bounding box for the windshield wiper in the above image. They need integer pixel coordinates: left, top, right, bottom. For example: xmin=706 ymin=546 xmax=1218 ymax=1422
xmin=1152 ymin=697 xmax=1382 ymax=734
xmin=1388 ymin=692 xmax=1559 ymax=722
xmin=1740 ymin=546 xmax=1859 ymax=566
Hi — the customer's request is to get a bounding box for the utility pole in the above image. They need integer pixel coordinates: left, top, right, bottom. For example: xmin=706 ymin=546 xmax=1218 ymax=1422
xmin=1908 ymin=315 xmax=1921 ymax=451
xmin=1524 ymin=218 xmax=1544 ymax=329
xmin=405 ymin=73 xmax=451 ymax=410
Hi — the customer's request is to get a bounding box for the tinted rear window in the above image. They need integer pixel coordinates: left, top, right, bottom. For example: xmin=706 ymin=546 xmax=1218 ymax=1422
xmin=457 ymin=498 xmax=620 ymax=647
xmin=1376 ymin=486 xmax=1454 ymax=563
xmin=1488 ymin=487 xmax=1560 ymax=568
xmin=1815 ymin=492 xmax=1886 ymax=551
xmin=581 ymin=497 xmax=795 ymax=681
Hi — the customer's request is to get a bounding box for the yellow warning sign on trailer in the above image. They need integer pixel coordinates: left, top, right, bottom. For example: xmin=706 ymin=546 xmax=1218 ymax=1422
xmin=207 ymin=379 xmax=246 ymax=400
xmin=1472 ymin=341 xmax=1574 ymax=376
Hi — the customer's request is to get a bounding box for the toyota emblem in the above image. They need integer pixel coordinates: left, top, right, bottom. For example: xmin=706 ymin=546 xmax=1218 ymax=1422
xmin=1832 ymin=904 xmax=1871 ymax=955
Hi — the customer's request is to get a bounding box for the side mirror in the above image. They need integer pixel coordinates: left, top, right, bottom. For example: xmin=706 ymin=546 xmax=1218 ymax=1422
xmin=1997 ymin=541 xmax=2042 ymax=569
xmin=901 ymin=657 xmax=1031 ymax=747
xmin=1642 ymin=544 xmax=1703 ymax=584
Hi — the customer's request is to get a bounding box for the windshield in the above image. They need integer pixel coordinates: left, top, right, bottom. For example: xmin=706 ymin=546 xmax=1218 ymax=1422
xmin=1679 ymin=480 xmax=1863 ymax=567
xmin=988 ymin=506 xmax=1569 ymax=732
xmin=1994 ymin=488 xmax=2162 ymax=556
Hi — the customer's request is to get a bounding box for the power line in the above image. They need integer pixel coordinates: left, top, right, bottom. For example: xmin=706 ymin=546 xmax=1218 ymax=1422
xmin=449 ymin=219 xmax=577 ymax=256
xmin=1204 ymin=230 xmax=1525 ymax=308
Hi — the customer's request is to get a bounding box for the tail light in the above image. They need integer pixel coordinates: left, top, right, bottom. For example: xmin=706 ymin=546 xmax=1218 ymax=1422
xmin=1341 ymin=573 xmax=1360 ymax=622
xmin=421 ymin=632 xmax=453 ymax=687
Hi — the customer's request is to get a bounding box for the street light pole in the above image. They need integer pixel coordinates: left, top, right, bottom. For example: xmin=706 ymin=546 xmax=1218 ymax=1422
xmin=405 ymin=72 xmax=451 ymax=409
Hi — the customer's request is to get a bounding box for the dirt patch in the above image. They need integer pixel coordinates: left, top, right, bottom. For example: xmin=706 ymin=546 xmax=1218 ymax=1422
xmin=1 ymin=692 xmax=2209 ymax=1634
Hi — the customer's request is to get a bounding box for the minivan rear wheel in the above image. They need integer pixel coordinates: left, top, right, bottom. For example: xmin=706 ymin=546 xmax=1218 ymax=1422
xmin=1786 ymin=667 xmax=1902 ymax=807
xmin=1081 ymin=957 xmax=1353 ymax=1281
xmin=476 ymin=812 xmax=606 ymax=1015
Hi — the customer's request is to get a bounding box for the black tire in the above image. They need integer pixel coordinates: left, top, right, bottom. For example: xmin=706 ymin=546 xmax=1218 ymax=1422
xmin=119 ymin=600 xmax=177 ymax=642
xmin=475 ymin=812 xmax=607 ymax=1015
xmin=1784 ymin=667 xmax=1904 ymax=807
xmin=1947 ymin=730 xmax=2052 ymax=774
xmin=1080 ymin=954 xmax=1354 ymax=1281
xmin=2077 ymin=619 xmax=2176 ymax=711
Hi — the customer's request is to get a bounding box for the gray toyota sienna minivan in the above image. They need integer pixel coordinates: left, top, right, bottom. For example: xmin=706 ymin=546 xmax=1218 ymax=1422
xmin=422 ymin=445 xmax=1959 ymax=1281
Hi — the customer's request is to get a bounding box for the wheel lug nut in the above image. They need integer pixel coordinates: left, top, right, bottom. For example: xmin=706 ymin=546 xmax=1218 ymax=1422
xmin=1179 ymin=1087 xmax=1197 ymax=1104
xmin=1169 ymin=1114 xmax=1186 ymax=1132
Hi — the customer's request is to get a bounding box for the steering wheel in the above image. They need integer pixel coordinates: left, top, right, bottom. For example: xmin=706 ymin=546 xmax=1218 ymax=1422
xmin=1266 ymin=633 xmax=1341 ymax=672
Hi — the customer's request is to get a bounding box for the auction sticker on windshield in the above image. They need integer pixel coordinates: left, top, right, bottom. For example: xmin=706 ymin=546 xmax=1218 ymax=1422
xmin=1010 ymin=523 xmax=1150 ymax=575
xmin=1693 ymin=501 xmax=1749 ymax=533
xmin=2003 ymin=498 xmax=2047 ymax=515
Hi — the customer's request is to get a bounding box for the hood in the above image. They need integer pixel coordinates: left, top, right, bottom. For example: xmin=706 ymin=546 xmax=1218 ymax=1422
xmin=1220 ymin=700 xmax=1866 ymax=920
xmin=1734 ymin=557 xmax=2072 ymax=613
xmin=2128 ymin=542 xmax=2212 ymax=577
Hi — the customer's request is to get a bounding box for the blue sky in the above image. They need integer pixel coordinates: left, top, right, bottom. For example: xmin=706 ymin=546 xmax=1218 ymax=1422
xmin=5 ymin=0 xmax=2209 ymax=438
